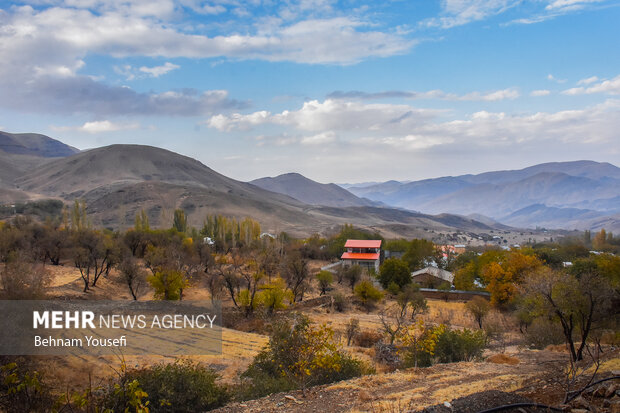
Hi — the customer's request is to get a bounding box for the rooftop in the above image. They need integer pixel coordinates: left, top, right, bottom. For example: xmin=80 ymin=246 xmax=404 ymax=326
xmin=344 ymin=239 xmax=382 ymax=248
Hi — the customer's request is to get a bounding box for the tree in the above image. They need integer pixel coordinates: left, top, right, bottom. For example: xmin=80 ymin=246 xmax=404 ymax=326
xmin=172 ymin=209 xmax=188 ymax=234
xmin=521 ymin=266 xmax=615 ymax=361
xmin=466 ymin=296 xmax=491 ymax=329
xmin=343 ymin=265 xmax=362 ymax=292
xmin=397 ymin=283 xmax=427 ymax=320
xmin=379 ymin=305 xmax=408 ymax=345
xmin=378 ymin=258 xmax=411 ymax=289
xmin=117 ymin=256 xmax=147 ymax=300
xmin=354 ymin=280 xmax=383 ymax=309
xmin=242 ymin=315 xmax=366 ymax=397
xmin=316 ymin=271 xmax=333 ymax=295
xmin=148 ymin=269 xmax=186 ymax=300
xmin=282 ymin=253 xmax=310 ymax=302
xmin=402 ymin=239 xmax=437 ymax=271
xmin=345 ymin=318 xmax=360 ymax=346
xmin=0 ymin=258 xmax=51 ymax=299
xmin=260 ymin=277 xmax=292 ymax=314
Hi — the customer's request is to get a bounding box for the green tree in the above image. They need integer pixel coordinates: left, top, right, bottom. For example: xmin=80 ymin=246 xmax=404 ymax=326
xmin=522 ymin=266 xmax=615 ymax=361
xmin=402 ymin=239 xmax=437 ymax=271
xmin=316 ymin=270 xmax=334 ymax=295
xmin=354 ymin=280 xmax=384 ymax=309
xmin=172 ymin=209 xmax=188 ymax=234
xmin=378 ymin=258 xmax=411 ymax=289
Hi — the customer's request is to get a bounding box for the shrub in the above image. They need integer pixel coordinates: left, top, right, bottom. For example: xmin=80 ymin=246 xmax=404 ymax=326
xmin=466 ymin=296 xmax=491 ymax=329
xmin=332 ymin=293 xmax=347 ymax=312
xmin=354 ymin=280 xmax=384 ymax=309
xmin=240 ymin=315 xmax=370 ymax=398
xmin=316 ymin=270 xmax=334 ymax=295
xmin=117 ymin=360 xmax=230 ymax=413
xmin=434 ymin=328 xmax=486 ymax=363
xmin=354 ymin=331 xmax=383 ymax=348
xmin=0 ymin=362 xmax=54 ymax=413
xmin=524 ymin=318 xmax=565 ymax=349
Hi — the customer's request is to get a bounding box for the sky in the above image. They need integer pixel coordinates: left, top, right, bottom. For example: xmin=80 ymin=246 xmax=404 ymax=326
xmin=1 ymin=0 xmax=619 ymax=183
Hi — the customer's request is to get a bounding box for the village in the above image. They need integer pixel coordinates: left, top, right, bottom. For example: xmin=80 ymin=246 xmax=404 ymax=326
xmin=0 ymin=212 xmax=618 ymax=412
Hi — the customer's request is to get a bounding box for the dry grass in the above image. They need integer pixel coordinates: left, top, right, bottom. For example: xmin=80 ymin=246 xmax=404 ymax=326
xmin=487 ymin=353 xmax=520 ymax=365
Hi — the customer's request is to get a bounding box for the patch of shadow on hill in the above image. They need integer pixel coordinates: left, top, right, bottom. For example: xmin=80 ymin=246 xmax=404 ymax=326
xmin=417 ymin=390 xmax=550 ymax=413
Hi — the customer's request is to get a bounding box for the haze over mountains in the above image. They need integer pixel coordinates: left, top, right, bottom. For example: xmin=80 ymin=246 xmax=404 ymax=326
xmin=344 ymin=161 xmax=620 ymax=232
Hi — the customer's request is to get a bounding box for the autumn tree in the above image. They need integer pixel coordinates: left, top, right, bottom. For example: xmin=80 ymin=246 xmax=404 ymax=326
xmin=260 ymin=277 xmax=292 ymax=314
xmin=466 ymin=296 xmax=491 ymax=329
xmin=354 ymin=280 xmax=383 ymax=310
xmin=148 ymin=269 xmax=186 ymax=300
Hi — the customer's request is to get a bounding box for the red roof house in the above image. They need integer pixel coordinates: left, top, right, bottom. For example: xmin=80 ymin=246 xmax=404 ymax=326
xmin=341 ymin=239 xmax=382 ymax=272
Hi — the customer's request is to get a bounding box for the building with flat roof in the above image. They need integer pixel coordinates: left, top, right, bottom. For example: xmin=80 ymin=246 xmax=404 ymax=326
xmin=341 ymin=239 xmax=382 ymax=272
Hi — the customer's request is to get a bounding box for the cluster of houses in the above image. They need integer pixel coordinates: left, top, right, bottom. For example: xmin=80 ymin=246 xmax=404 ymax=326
xmin=340 ymin=239 xmax=455 ymax=288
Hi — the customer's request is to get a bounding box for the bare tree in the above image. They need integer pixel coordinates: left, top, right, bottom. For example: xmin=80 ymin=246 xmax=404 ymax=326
xmin=117 ymin=256 xmax=147 ymax=300
xmin=379 ymin=305 xmax=409 ymax=345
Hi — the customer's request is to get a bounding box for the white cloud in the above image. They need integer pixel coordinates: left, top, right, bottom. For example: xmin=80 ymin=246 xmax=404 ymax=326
xmin=547 ymin=74 xmax=567 ymax=83
xmin=421 ymin=0 xmax=520 ymax=29
xmin=545 ymin=0 xmax=603 ymax=11
xmin=52 ymin=120 xmax=140 ymax=134
xmin=562 ymin=75 xmax=620 ymax=95
xmin=300 ymin=131 xmax=336 ymax=145
xmin=207 ymin=99 xmax=441 ymax=133
xmin=208 ymin=98 xmax=620 ymax=155
xmin=327 ymin=87 xmax=520 ymax=102
xmin=530 ymin=89 xmax=551 ymax=97
xmin=139 ymin=62 xmax=180 ymax=78
xmin=577 ymin=76 xmax=599 ymax=85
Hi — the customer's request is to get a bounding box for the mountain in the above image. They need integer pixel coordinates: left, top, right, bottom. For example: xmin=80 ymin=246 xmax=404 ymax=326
xmin=346 ymin=161 xmax=620 ymax=231
xmin=11 ymin=144 xmax=500 ymax=237
xmin=250 ymin=173 xmax=377 ymax=208
xmin=0 ymin=131 xmax=79 ymax=157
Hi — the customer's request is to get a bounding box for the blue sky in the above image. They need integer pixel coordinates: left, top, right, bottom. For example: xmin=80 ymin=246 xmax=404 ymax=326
xmin=0 ymin=0 xmax=619 ymax=182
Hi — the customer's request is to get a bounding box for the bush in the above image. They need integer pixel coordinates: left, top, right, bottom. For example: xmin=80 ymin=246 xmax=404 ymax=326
xmin=354 ymin=331 xmax=383 ymax=348
xmin=524 ymin=318 xmax=565 ymax=349
xmin=434 ymin=328 xmax=486 ymax=363
xmin=332 ymin=293 xmax=347 ymax=312
xmin=0 ymin=362 xmax=54 ymax=413
xmin=116 ymin=360 xmax=230 ymax=413
xmin=240 ymin=315 xmax=371 ymax=398
xmin=316 ymin=270 xmax=333 ymax=295
xmin=354 ymin=280 xmax=384 ymax=309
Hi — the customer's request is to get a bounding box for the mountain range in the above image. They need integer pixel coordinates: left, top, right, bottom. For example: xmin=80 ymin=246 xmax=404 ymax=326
xmin=1 ymin=130 xmax=617 ymax=234
xmin=0 ymin=131 xmax=498 ymax=238
xmin=343 ymin=161 xmax=620 ymax=232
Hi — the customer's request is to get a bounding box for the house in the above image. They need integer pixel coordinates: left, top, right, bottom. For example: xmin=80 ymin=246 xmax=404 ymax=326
xmin=341 ymin=239 xmax=382 ymax=272
xmin=411 ymin=266 xmax=454 ymax=288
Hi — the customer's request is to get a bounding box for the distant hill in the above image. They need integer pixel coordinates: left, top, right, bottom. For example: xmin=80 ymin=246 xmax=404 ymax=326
xmin=0 ymin=131 xmax=79 ymax=157
xmin=347 ymin=161 xmax=620 ymax=231
xmin=10 ymin=144 xmax=499 ymax=236
xmin=251 ymin=173 xmax=377 ymax=208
